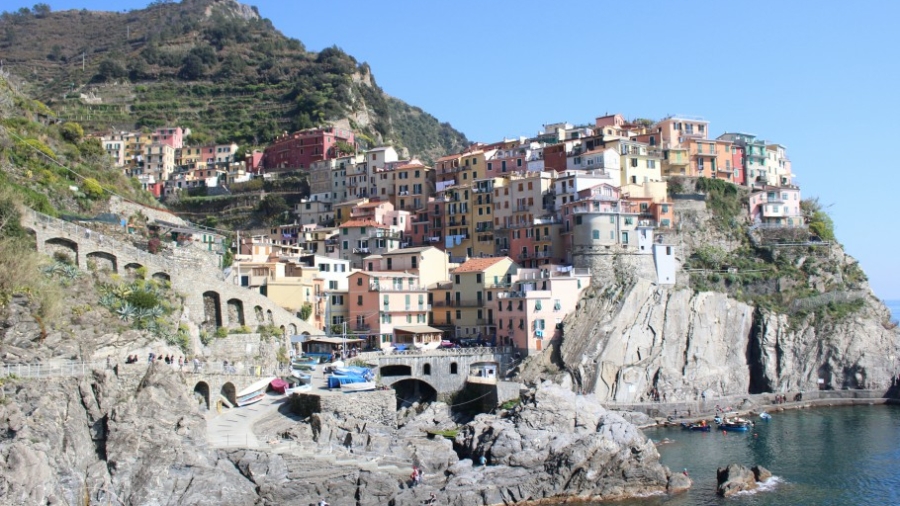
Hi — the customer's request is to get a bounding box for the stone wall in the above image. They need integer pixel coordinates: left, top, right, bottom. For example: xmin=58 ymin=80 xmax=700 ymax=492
xmin=203 ymin=333 xmax=280 ymax=372
xmin=108 ymin=196 xmax=188 ymax=227
xmin=289 ymin=391 xmax=396 ymax=427
xmin=372 ymin=350 xmax=515 ymax=395
xmin=22 ymin=210 xmax=322 ymax=354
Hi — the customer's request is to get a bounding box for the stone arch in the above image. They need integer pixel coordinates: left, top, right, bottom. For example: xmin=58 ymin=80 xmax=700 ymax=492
xmin=226 ymin=298 xmax=245 ymax=327
xmin=202 ymin=291 xmax=222 ymax=330
xmin=380 ymin=364 xmax=412 ymax=377
xmin=45 ymin=237 xmax=78 ymax=265
xmin=423 ymin=363 xmax=431 ymax=375
xmin=86 ymin=251 xmax=117 ymax=273
xmin=254 ymin=306 xmax=264 ymax=324
xmin=391 ymin=378 xmax=437 ymax=408
xmin=123 ymin=262 xmax=144 ymax=277
xmin=288 ymin=323 xmax=297 ymax=336
xmin=152 ymin=272 xmax=170 ymax=282
xmin=193 ymin=381 xmax=210 ymax=410
xmin=221 ymin=382 xmax=237 ymax=407
xmin=266 ymin=309 xmax=274 ymax=325
xmin=450 ymin=362 xmax=458 ymax=374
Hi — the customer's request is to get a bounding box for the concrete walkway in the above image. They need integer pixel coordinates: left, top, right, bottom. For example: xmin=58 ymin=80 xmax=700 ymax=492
xmin=206 ymin=392 xmax=288 ymax=448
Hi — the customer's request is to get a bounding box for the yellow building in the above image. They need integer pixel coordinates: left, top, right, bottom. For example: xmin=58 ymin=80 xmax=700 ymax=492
xmin=435 ymin=256 xmax=517 ymax=341
xmin=392 ymin=161 xmax=433 ymax=212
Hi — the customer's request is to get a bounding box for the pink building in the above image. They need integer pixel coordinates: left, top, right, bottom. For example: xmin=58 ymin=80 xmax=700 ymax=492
xmin=347 ymin=271 xmax=432 ymax=350
xmin=493 ymin=267 xmax=591 ymax=353
xmin=152 ymin=127 xmax=185 ymax=149
xmin=748 ymin=185 xmax=803 ymax=227
xmin=245 ymin=151 xmax=264 ymax=174
xmin=263 ymin=127 xmax=355 ymax=171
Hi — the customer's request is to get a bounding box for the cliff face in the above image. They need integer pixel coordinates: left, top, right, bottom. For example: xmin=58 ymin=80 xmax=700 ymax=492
xmin=559 ymin=276 xmax=899 ymax=404
xmin=0 ymin=365 xmax=258 ymax=505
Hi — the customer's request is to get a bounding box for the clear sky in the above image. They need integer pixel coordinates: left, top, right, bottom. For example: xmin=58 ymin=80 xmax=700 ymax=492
xmin=7 ymin=0 xmax=900 ymax=299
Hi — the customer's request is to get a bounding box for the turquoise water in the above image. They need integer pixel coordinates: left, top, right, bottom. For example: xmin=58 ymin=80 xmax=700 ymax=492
xmin=583 ymin=405 xmax=900 ymax=506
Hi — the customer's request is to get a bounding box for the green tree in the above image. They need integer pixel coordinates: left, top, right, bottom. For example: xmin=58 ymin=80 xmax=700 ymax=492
xmin=82 ymin=178 xmax=104 ymax=199
xmin=96 ymin=59 xmax=127 ymax=81
xmin=60 ymin=122 xmax=84 ymax=144
xmin=299 ymin=302 xmax=312 ymax=321
xmin=257 ymin=195 xmax=289 ymax=222
xmin=32 ymin=3 xmax=50 ymax=17
xmin=179 ymin=54 xmax=205 ymax=80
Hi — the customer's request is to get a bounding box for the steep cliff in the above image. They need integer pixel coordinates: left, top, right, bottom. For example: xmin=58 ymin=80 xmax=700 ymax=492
xmin=544 ymin=184 xmax=900 ymax=403
xmin=558 ymin=276 xmax=897 ymax=403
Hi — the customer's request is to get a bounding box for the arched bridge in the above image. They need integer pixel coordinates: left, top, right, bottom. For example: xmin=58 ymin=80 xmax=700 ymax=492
xmin=22 ymin=210 xmax=319 ymax=337
xmin=356 ymin=347 xmax=516 ymax=399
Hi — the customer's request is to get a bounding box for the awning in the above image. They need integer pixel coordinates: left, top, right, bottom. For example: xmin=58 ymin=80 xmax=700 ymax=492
xmin=305 ymin=336 xmax=365 ymax=344
xmin=393 ymin=325 xmax=445 ymax=334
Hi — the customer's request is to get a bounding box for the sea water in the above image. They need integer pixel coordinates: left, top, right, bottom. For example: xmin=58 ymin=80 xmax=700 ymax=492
xmin=579 ymin=405 xmax=900 ymax=506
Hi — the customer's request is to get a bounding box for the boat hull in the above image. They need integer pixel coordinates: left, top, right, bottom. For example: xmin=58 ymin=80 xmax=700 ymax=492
xmin=340 ymin=381 xmax=376 ymax=393
xmin=718 ymin=424 xmax=751 ymax=432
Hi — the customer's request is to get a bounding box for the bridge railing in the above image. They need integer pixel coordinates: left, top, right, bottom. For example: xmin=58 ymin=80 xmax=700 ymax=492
xmin=1 ymin=361 xmax=109 ymax=378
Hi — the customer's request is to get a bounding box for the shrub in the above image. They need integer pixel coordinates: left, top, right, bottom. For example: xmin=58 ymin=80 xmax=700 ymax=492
xmin=60 ymin=122 xmax=84 ymax=144
xmin=126 ymin=289 xmax=159 ymax=309
xmin=214 ymin=327 xmax=228 ymax=338
xmin=82 ymin=178 xmax=104 ymax=200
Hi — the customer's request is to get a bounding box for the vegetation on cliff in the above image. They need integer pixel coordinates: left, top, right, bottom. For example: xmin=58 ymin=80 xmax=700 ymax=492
xmin=682 ymin=177 xmax=862 ymax=321
xmin=0 ymin=0 xmax=469 ymax=160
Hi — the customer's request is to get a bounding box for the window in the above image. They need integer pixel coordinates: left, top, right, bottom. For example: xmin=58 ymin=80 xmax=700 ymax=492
xmin=456 ymin=310 xmax=461 ymax=319
xmin=329 ymin=280 xmax=338 ymax=290
xmin=450 ymin=362 xmax=458 ymax=374
xmin=357 ymin=295 xmax=363 ymax=306
xmin=535 ymin=300 xmax=542 ymax=311
xmin=592 ymin=230 xmax=600 ymax=240
xmin=535 ymin=319 xmax=545 ymax=330
xmin=356 ymin=277 xmax=363 ymax=286
xmin=553 ymin=299 xmax=561 ymax=311
xmin=423 ymin=364 xmax=431 ymax=375
xmin=575 ymin=215 xmax=583 ymax=225
xmin=455 ymin=275 xmax=461 ymax=284
xmin=383 ymin=295 xmax=389 ymax=308
xmin=331 ymin=295 xmax=344 ymax=305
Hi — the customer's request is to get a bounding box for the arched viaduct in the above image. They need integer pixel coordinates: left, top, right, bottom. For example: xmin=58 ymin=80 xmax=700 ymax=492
xmin=22 ymin=210 xmax=320 ymax=339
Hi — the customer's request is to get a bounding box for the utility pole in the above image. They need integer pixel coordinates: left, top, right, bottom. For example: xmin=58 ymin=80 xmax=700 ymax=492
xmin=341 ymin=321 xmax=347 ymax=360
xmin=82 ymin=52 xmax=85 ymax=72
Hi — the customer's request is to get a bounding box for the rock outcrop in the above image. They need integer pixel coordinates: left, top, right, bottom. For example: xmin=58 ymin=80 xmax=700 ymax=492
xmin=0 ymin=365 xmax=258 ymax=505
xmin=716 ymin=463 xmax=772 ymax=497
xmin=559 ymin=276 xmax=899 ymax=403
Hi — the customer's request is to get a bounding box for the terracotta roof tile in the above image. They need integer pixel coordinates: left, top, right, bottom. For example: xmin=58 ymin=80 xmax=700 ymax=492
xmin=452 ymin=256 xmax=511 ymax=273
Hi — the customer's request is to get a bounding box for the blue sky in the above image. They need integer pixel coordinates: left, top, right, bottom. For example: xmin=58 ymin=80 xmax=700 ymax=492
xmin=7 ymin=1 xmax=900 ymax=299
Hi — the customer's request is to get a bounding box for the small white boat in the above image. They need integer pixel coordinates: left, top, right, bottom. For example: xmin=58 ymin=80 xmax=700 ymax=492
xmin=235 ymin=377 xmax=276 ymax=407
xmin=760 ymin=411 xmax=772 ymax=420
xmin=339 ymin=381 xmax=376 ymax=393
xmin=288 ymin=384 xmax=312 ymax=394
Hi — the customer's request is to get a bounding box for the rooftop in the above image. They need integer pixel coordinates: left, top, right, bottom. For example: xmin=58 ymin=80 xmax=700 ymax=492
xmin=452 ymin=256 xmax=511 ymax=273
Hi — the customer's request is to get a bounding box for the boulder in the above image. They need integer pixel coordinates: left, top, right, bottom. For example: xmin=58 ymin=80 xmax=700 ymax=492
xmin=716 ymin=463 xmax=760 ymax=497
xmin=753 ymin=465 xmax=773 ymax=482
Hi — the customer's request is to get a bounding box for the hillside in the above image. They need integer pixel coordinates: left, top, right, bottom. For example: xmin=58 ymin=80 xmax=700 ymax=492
xmin=0 ymin=0 xmax=469 ymax=160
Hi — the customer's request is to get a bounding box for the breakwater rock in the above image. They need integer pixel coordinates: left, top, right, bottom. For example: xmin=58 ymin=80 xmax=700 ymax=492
xmin=716 ymin=463 xmax=772 ymax=497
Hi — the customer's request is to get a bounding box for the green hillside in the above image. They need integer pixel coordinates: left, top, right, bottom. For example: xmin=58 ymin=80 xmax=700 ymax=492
xmin=0 ymin=0 xmax=469 ymax=160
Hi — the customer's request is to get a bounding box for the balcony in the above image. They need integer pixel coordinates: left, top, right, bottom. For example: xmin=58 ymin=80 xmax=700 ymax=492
xmin=432 ymin=300 xmax=484 ymax=308
xmin=352 ymin=247 xmax=370 ymax=254
xmin=369 ymin=283 xmax=428 ymax=292
xmin=354 ymin=323 xmax=371 ymax=331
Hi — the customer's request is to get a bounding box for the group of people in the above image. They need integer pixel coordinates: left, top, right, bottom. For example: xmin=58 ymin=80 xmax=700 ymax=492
xmin=643 ymin=387 xmax=665 ymax=403
xmin=410 ymin=466 xmax=424 ymax=487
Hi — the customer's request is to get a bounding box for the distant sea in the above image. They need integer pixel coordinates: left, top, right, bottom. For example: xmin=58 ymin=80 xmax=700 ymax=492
xmin=886 ymin=300 xmax=900 ymax=322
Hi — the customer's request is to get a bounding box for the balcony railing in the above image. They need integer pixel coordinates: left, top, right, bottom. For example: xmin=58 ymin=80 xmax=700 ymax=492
xmin=433 ymin=300 xmax=484 ymax=308
xmin=369 ymin=283 xmax=428 ymax=292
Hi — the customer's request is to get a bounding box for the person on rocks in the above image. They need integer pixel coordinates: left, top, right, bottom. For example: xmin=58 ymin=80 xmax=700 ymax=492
xmin=416 ymin=467 xmax=423 ymax=486
xmin=193 ymin=357 xmax=201 ymax=373
xmin=318 ymin=500 xmax=330 ymax=506
xmin=223 ymin=360 xmax=228 ymax=371
xmin=148 ymin=352 xmax=155 ymax=363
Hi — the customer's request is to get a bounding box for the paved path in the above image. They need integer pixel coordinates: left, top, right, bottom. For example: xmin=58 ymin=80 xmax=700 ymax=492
xmin=206 ymin=392 xmax=288 ymax=448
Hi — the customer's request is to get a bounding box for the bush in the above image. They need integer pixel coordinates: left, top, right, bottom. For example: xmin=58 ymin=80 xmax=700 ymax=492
xmin=214 ymin=327 xmax=228 ymax=338
xmin=82 ymin=178 xmax=104 ymax=200
xmin=126 ymin=289 xmax=159 ymax=309
xmin=60 ymin=122 xmax=84 ymax=144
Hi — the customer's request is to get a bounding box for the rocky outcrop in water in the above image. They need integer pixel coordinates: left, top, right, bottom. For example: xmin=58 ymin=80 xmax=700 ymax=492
xmin=716 ymin=463 xmax=772 ymax=497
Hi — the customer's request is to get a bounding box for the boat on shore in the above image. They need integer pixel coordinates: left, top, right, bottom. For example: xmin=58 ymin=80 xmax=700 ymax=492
xmin=290 ymin=370 xmax=311 ymax=384
xmin=235 ymin=377 xmax=276 ymax=407
xmin=340 ymin=381 xmax=376 ymax=393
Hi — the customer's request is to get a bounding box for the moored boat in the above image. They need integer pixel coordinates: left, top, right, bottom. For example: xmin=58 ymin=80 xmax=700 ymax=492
xmin=681 ymin=421 xmax=712 ymax=432
xmin=717 ymin=416 xmax=754 ymax=432
xmin=340 ymin=381 xmax=376 ymax=393
xmin=235 ymin=377 xmax=276 ymax=407
xmin=760 ymin=411 xmax=772 ymax=420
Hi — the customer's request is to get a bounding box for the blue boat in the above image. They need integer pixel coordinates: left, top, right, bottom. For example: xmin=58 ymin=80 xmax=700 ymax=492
xmin=681 ymin=422 xmax=712 ymax=432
